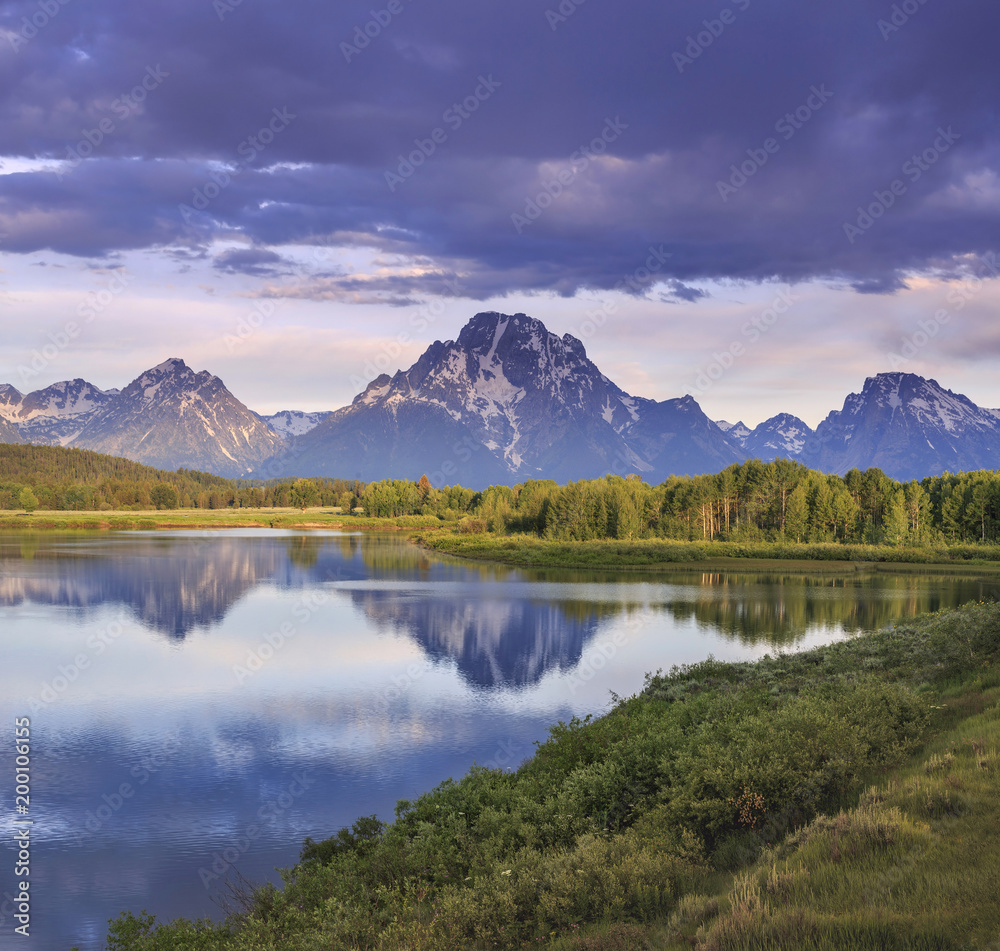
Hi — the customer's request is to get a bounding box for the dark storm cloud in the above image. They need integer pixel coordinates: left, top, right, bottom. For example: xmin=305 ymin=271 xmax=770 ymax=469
xmin=661 ymin=281 xmax=709 ymax=304
xmin=0 ymin=0 xmax=998 ymax=297
xmin=851 ymin=275 xmax=911 ymax=295
xmin=213 ymin=246 xmax=290 ymax=276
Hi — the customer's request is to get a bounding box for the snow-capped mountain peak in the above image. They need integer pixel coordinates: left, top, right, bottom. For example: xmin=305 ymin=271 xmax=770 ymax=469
xmin=4 ymin=379 xmax=118 ymax=445
xmin=741 ymin=413 xmax=815 ymax=460
xmin=284 ymin=311 xmax=744 ymax=486
xmin=852 ymin=373 xmax=996 ymax=434
xmin=261 ymin=409 xmax=333 ymax=440
xmin=716 ymin=419 xmax=752 ymax=446
xmin=0 ymin=384 xmax=24 ymax=421
xmin=813 ymin=373 xmax=1000 ymax=479
xmin=67 ymin=360 xmax=285 ymax=476
xmin=130 ymin=358 xmax=200 ymax=400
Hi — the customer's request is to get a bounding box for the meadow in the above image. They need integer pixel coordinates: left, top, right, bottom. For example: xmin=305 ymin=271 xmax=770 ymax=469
xmin=417 ymin=530 xmax=1000 ymax=573
xmin=0 ymin=507 xmax=444 ymax=532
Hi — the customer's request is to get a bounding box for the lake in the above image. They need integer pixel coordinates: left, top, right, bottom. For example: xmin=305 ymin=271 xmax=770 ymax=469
xmin=0 ymin=529 xmax=997 ymax=950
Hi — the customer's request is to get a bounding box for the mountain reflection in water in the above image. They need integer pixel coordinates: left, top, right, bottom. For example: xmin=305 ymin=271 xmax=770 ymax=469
xmin=1 ymin=532 xmax=998 ymax=691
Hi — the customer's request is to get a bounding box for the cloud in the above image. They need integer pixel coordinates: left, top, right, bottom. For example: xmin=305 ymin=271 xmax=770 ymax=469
xmin=850 ymin=275 xmax=911 ymax=295
xmin=213 ymin=247 xmax=291 ymax=277
xmin=0 ymin=0 xmax=996 ymax=301
xmin=661 ymin=280 xmax=709 ymax=303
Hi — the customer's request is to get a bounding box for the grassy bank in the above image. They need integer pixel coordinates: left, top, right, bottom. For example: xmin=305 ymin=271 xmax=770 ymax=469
xmin=417 ymin=531 xmax=1000 ymax=572
xmin=8 ymin=512 xmax=1000 ymax=580
xmin=104 ymin=599 xmax=1000 ymax=950
xmin=0 ymin=508 xmax=449 ymax=532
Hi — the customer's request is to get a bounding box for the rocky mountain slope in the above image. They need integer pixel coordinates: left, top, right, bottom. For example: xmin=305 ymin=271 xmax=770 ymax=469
xmin=0 ymin=380 xmax=118 ymax=445
xmin=279 ymin=312 xmax=744 ymax=486
xmin=2 ymin=318 xmax=999 ymax=485
xmin=0 ymin=414 xmax=22 ymax=444
xmin=810 ymin=373 xmax=1000 ymax=480
xmin=66 ymin=358 xmax=285 ymax=477
xmin=739 ymin=413 xmax=816 ymax=463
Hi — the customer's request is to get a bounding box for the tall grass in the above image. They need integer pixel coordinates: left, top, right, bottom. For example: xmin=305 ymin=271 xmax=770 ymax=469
xmin=419 ymin=531 xmax=1000 ymax=570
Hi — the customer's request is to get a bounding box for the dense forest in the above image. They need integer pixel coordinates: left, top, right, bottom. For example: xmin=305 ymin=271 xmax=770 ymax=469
xmin=474 ymin=462 xmax=1000 ymax=545
xmin=0 ymin=445 xmax=476 ymax=516
xmin=2 ymin=444 xmax=1000 ymax=545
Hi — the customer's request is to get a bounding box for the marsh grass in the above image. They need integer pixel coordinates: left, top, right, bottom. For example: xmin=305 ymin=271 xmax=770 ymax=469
xmin=417 ymin=531 xmax=1000 ymax=573
xmin=0 ymin=507 xmax=449 ymax=532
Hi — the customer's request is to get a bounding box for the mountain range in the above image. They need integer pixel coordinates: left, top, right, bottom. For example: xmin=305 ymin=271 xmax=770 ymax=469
xmin=1 ymin=312 xmax=997 ymax=485
xmin=0 ymin=361 xmax=285 ymax=478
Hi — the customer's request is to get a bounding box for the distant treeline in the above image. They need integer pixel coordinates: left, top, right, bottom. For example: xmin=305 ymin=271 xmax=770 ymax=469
xmin=2 ymin=444 xmax=1000 ymax=545
xmin=0 ymin=444 xmax=477 ymax=515
xmin=473 ymin=461 xmax=1000 ymax=545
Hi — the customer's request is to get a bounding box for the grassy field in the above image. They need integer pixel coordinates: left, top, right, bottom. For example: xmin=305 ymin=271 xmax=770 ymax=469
xmin=418 ymin=531 xmax=1000 ymax=573
xmin=0 ymin=507 xmax=449 ymax=532
xmin=102 ymin=599 xmax=1000 ymax=950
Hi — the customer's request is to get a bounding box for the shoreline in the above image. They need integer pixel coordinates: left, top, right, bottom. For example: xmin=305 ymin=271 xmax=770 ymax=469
xmin=416 ymin=531 xmax=1000 ymax=575
xmin=0 ymin=509 xmax=446 ymax=533
xmin=4 ymin=511 xmax=1000 ymax=578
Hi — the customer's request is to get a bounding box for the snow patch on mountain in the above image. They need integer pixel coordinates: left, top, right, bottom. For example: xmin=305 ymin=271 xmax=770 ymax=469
xmin=716 ymin=420 xmax=752 ymax=445
xmin=0 ymin=385 xmax=24 ymax=421
xmin=741 ymin=414 xmax=815 ymax=461
xmin=262 ymin=410 xmax=333 ymax=439
xmin=64 ymin=358 xmax=285 ymax=476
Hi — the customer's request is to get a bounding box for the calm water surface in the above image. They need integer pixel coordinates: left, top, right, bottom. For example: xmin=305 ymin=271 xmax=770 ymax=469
xmin=0 ymin=530 xmax=997 ymax=950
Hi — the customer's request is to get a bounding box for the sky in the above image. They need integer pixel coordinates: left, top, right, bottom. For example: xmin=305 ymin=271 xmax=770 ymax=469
xmin=0 ymin=0 xmax=998 ymax=428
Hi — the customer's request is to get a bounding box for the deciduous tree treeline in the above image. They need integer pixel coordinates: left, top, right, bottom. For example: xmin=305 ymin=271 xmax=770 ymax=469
xmin=0 ymin=445 xmax=476 ymax=516
xmin=474 ymin=460 xmax=1000 ymax=545
xmin=3 ymin=444 xmax=1000 ymax=544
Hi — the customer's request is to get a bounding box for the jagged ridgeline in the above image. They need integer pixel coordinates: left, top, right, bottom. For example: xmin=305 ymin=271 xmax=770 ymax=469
xmin=2 ymin=316 xmax=1000 ymax=486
